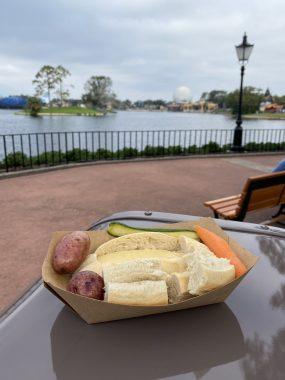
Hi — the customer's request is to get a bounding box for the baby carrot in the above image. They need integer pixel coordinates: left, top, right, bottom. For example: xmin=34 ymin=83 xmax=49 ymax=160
xmin=195 ymin=225 xmax=247 ymax=277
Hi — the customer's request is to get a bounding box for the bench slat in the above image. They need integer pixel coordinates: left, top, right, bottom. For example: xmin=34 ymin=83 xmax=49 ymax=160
xmin=204 ymin=195 xmax=241 ymax=206
xmin=215 ymin=203 xmax=238 ymax=211
xmin=219 ymin=210 xmax=237 ymax=219
xmin=205 ymin=199 xmax=239 ymax=211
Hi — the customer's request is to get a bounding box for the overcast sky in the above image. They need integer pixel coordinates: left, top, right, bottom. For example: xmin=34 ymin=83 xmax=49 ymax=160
xmin=0 ymin=0 xmax=284 ymax=101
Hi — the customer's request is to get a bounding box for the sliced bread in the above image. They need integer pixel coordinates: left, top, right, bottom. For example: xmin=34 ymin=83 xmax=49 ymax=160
xmin=95 ymin=232 xmax=180 ymax=257
xmin=105 ymin=280 xmax=168 ymax=306
xmin=102 ymin=259 xmax=168 ymax=283
xmin=188 ymin=256 xmax=235 ymax=295
xmin=167 ymin=271 xmax=191 ymax=303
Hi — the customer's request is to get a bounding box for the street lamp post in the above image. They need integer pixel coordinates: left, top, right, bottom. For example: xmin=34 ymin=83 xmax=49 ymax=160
xmin=231 ymin=33 xmax=254 ymax=152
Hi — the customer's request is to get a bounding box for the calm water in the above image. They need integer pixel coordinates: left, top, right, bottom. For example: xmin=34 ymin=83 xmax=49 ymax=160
xmin=0 ymin=109 xmax=285 ymax=134
xmin=0 ymin=110 xmax=284 ymax=160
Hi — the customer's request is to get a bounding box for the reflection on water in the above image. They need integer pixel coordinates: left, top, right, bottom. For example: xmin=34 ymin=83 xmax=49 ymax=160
xmin=257 ymin=236 xmax=285 ymax=274
xmin=241 ymin=235 xmax=285 ymax=379
xmin=257 ymin=236 xmax=285 ymax=310
xmin=242 ymin=328 xmax=285 ymax=380
xmin=51 ymin=303 xmax=245 ymax=380
xmin=271 ymin=283 xmax=285 ymax=311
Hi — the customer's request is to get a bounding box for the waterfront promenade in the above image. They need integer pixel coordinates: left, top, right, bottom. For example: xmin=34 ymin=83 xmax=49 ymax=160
xmin=0 ymin=154 xmax=282 ymax=313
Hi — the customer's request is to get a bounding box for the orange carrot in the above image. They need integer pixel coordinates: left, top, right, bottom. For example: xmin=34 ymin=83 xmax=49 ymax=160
xmin=195 ymin=225 xmax=247 ymax=277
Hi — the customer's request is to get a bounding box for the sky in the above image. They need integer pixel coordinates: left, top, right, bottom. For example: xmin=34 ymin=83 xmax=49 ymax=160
xmin=0 ymin=0 xmax=284 ymax=101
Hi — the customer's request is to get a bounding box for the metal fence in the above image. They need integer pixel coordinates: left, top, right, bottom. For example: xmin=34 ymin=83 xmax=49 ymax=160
xmin=0 ymin=128 xmax=285 ymax=172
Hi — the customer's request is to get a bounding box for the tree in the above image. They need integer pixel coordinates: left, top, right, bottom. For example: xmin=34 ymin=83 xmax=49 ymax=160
xmin=33 ymin=65 xmax=58 ymax=108
xmin=132 ymin=99 xmax=167 ymax=110
xmin=26 ymin=97 xmax=42 ymax=117
xmin=207 ymin=90 xmax=227 ymax=108
xmin=123 ymin=99 xmax=133 ymax=109
xmin=82 ymin=76 xmax=113 ymax=108
xmin=225 ymin=86 xmax=264 ymax=115
xmin=274 ymin=95 xmax=285 ymax=105
xmin=55 ymin=65 xmax=71 ymax=107
xmin=200 ymin=92 xmax=209 ymax=101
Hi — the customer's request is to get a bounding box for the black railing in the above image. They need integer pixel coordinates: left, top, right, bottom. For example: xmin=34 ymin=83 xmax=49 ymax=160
xmin=0 ymin=128 xmax=284 ymax=172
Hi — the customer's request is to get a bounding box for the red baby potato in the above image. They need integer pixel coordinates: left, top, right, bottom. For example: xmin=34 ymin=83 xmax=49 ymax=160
xmin=52 ymin=231 xmax=90 ymax=274
xmin=67 ymin=271 xmax=105 ymax=300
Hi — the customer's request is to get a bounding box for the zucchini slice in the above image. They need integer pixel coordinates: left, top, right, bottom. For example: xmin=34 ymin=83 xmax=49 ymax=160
xmin=107 ymin=222 xmax=199 ymax=240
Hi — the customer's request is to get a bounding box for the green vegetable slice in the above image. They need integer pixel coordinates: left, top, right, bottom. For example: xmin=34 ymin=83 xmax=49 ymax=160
xmin=107 ymin=222 xmax=199 ymax=240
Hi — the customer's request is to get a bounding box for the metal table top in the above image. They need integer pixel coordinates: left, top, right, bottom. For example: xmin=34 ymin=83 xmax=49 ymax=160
xmin=1 ymin=211 xmax=285 ymax=380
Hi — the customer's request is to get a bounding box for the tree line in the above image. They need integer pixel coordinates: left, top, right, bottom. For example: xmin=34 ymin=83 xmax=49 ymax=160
xmin=196 ymin=87 xmax=284 ymax=114
xmin=120 ymin=88 xmax=285 ymax=114
xmin=28 ymin=65 xmax=115 ymax=115
xmin=204 ymin=88 xmax=270 ymax=114
xmin=27 ymin=65 xmax=285 ymax=116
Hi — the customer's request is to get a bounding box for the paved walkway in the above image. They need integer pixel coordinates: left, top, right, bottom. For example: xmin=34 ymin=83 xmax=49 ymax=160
xmin=0 ymin=154 xmax=283 ymax=314
xmin=223 ymin=157 xmax=274 ymax=172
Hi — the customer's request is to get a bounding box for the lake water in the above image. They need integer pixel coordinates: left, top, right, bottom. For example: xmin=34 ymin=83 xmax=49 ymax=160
xmin=0 ymin=110 xmax=284 ymax=160
xmin=0 ymin=109 xmax=285 ymax=134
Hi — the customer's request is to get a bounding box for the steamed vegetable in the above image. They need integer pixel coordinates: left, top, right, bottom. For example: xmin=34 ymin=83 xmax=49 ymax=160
xmin=194 ymin=225 xmax=247 ymax=277
xmin=67 ymin=271 xmax=105 ymax=300
xmin=52 ymin=231 xmax=90 ymax=274
xmin=107 ymin=222 xmax=199 ymax=240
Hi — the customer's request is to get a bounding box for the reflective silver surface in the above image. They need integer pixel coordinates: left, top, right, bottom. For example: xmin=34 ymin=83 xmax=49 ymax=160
xmin=0 ymin=213 xmax=285 ymax=380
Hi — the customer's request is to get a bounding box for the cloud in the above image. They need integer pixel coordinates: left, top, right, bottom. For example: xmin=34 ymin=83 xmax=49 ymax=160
xmin=0 ymin=0 xmax=284 ymax=100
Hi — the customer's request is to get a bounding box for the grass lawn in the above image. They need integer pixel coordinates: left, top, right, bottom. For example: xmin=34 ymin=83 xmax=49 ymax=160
xmin=244 ymin=112 xmax=285 ymax=120
xmin=19 ymin=107 xmax=104 ymax=116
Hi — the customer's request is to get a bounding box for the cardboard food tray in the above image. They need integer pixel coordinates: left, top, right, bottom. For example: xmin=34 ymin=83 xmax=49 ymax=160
xmin=42 ymin=217 xmax=258 ymax=324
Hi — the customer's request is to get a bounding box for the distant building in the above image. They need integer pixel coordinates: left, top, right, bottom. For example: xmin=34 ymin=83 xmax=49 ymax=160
xmin=264 ymin=103 xmax=284 ymax=113
xmin=68 ymin=99 xmax=83 ymax=107
xmin=167 ymin=102 xmax=182 ymax=112
xmin=206 ymin=102 xmax=219 ymax=111
xmin=168 ymin=99 xmax=218 ymax=113
xmin=259 ymin=88 xmax=274 ymax=112
xmin=181 ymin=102 xmax=193 ymax=112
xmin=0 ymin=96 xmax=27 ymax=109
xmin=173 ymin=86 xmax=192 ymax=103
xmin=192 ymin=100 xmax=206 ymax=112
xmin=259 ymin=88 xmax=284 ymax=113
xmin=264 ymin=88 xmax=274 ymax=103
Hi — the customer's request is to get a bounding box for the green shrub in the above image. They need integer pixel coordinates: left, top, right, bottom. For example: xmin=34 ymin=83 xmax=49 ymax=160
xmin=2 ymin=140 xmax=285 ymax=172
xmin=244 ymin=141 xmax=285 ymax=152
xmin=94 ymin=149 xmax=113 ymax=160
xmin=142 ymin=145 xmax=155 ymax=156
xmin=201 ymin=141 xmax=222 ymax=153
xmin=26 ymin=97 xmax=42 ymax=117
xmin=33 ymin=151 xmax=65 ymax=165
xmin=116 ymin=147 xmax=138 ymax=159
xmin=169 ymin=145 xmax=183 ymax=155
xmin=221 ymin=144 xmax=231 ymax=152
xmin=186 ymin=145 xmax=198 ymax=154
xmin=2 ymin=151 xmax=29 ymax=168
xmin=66 ymin=148 xmax=92 ymax=162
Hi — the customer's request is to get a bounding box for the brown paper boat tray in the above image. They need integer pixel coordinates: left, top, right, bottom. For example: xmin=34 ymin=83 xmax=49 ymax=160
xmin=42 ymin=217 xmax=258 ymax=324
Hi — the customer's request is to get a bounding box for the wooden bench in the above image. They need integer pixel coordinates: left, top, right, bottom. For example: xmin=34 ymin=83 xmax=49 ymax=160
xmin=204 ymin=171 xmax=285 ymax=223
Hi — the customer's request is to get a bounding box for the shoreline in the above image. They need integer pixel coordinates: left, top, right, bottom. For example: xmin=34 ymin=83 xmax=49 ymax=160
xmin=243 ymin=114 xmax=285 ymax=121
xmin=15 ymin=111 xmax=105 ymax=117
xmin=11 ymin=109 xmax=285 ymax=120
